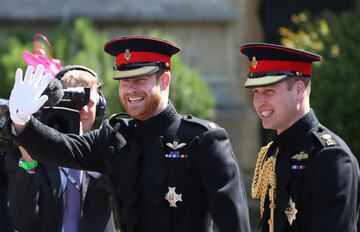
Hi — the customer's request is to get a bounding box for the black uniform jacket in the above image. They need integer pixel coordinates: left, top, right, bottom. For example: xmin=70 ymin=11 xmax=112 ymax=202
xmin=5 ymin=148 xmax=116 ymax=232
xmin=260 ymin=110 xmax=360 ymax=232
xmin=10 ymin=103 xmax=251 ymax=232
xmin=0 ymin=156 xmax=14 ymax=232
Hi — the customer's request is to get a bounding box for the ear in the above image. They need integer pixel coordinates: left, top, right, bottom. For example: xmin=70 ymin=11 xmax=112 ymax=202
xmin=160 ymin=71 xmax=171 ymax=90
xmin=295 ymin=80 xmax=306 ymax=99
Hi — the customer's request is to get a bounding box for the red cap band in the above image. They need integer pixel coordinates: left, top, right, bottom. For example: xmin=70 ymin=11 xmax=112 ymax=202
xmin=116 ymin=51 xmax=171 ymax=66
xmin=250 ymin=60 xmax=312 ymax=75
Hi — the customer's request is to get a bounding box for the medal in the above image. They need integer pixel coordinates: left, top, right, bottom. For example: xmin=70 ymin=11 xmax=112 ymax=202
xmin=165 ymin=187 xmax=182 ymax=207
xmin=285 ymin=197 xmax=298 ymax=225
xmin=165 ymin=139 xmax=188 ymax=158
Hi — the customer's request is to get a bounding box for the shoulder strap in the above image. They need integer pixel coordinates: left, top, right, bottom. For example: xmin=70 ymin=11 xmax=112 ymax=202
xmin=182 ymin=114 xmax=218 ymax=130
xmin=312 ymin=128 xmax=338 ymax=148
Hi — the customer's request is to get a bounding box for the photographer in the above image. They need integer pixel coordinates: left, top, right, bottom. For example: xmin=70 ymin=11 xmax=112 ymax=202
xmin=0 ymin=156 xmax=13 ymax=232
xmin=0 ymin=100 xmax=14 ymax=232
xmin=5 ymin=66 xmax=116 ymax=232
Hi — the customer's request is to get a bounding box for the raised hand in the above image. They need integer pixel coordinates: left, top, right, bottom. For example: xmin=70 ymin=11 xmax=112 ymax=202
xmin=9 ymin=64 xmax=52 ymax=125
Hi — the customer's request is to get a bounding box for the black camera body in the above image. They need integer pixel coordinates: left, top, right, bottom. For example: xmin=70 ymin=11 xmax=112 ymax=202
xmin=0 ymin=87 xmax=90 ymax=154
xmin=55 ymin=87 xmax=90 ymax=111
xmin=38 ymin=87 xmax=90 ymax=134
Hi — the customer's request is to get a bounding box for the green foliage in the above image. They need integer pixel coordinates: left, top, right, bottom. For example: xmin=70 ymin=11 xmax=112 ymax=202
xmin=170 ymin=55 xmax=215 ymax=119
xmin=0 ymin=19 xmax=215 ymax=119
xmin=0 ymin=33 xmax=33 ymax=98
xmin=279 ymin=3 xmax=360 ymax=157
xmin=148 ymin=31 xmax=215 ymax=119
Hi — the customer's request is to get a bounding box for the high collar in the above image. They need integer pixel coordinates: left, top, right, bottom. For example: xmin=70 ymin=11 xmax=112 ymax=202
xmin=131 ymin=102 xmax=178 ymax=136
xmin=275 ymin=109 xmax=319 ymax=150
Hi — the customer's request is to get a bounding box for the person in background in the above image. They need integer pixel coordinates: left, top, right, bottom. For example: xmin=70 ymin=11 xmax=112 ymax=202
xmin=0 ymin=155 xmax=13 ymax=232
xmin=0 ymin=99 xmax=14 ymax=232
xmin=6 ymin=65 xmax=116 ymax=232
xmin=7 ymin=36 xmax=251 ymax=232
xmin=240 ymin=43 xmax=359 ymax=232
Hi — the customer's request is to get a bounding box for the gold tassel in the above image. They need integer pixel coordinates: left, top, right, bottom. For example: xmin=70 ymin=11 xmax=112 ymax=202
xmin=251 ymin=142 xmax=277 ymax=232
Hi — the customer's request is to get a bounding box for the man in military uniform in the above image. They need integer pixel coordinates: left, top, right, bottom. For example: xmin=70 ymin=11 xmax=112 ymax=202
xmin=240 ymin=43 xmax=359 ymax=232
xmin=7 ymin=36 xmax=251 ymax=232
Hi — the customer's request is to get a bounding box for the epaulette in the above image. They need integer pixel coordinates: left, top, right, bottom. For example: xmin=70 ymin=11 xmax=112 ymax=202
xmin=182 ymin=114 xmax=218 ymax=130
xmin=312 ymin=127 xmax=338 ymax=147
xmin=109 ymin=112 xmax=132 ymax=127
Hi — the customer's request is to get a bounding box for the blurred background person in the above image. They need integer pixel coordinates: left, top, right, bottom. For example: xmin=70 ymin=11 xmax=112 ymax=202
xmin=5 ymin=65 xmax=116 ymax=232
xmin=0 ymin=155 xmax=13 ymax=232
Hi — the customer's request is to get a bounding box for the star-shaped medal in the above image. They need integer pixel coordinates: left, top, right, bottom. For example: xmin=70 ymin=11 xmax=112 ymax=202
xmin=165 ymin=187 xmax=182 ymax=207
xmin=285 ymin=197 xmax=298 ymax=225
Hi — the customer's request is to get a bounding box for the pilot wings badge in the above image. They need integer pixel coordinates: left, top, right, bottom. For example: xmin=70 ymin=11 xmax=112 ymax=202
xmin=291 ymin=151 xmax=308 ymax=161
xmin=166 ymin=140 xmax=186 ymax=150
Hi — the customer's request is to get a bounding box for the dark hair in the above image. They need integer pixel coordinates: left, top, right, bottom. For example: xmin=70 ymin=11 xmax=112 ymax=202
xmin=286 ymin=76 xmax=311 ymax=90
xmin=153 ymin=67 xmax=170 ymax=82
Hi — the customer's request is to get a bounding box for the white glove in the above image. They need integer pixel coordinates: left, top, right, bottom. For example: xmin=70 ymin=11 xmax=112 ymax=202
xmin=9 ymin=65 xmax=52 ymax=125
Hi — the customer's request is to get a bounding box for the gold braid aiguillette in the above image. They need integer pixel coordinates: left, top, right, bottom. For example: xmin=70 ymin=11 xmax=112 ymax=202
xmin=251 ymin=142 xmax=277 ymax=232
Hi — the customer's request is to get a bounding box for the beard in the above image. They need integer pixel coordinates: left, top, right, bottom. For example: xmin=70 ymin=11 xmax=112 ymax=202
xmin=120 ymin=91 xmax=163 ymax=121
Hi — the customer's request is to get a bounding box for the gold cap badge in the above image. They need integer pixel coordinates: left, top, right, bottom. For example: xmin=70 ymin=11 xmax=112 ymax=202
xmin=251 ymin=56 xmax=258 ymax=69
xmin=124 ymin=49 xmax=131 ymax=61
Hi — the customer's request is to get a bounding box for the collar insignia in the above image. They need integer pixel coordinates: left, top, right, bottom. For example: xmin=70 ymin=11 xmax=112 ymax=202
xmin=321 ymin=134 xmax=337 ymax=146
xmin=124 ymin=49 xmax=131 ymax=61
xmin=166 ymin=140 xmax=186 ymax=150
xmin=291 ymin=151 xmax=308 ymax=161
xmin=165 ymin=187 xmax=182 ymax=207
xmin=285 ymin=197 xmax=298 ymax=225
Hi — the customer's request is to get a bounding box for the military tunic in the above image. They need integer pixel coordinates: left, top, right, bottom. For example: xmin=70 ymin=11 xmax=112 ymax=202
xmin=11 ymin=103 xmax=251 ymax=232
xmin=255 ymin=110 xmax=359 ymax=232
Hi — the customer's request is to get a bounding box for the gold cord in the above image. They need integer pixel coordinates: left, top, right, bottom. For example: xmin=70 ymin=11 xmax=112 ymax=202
xmin=251 ymin=142 xmax=277 ymax=232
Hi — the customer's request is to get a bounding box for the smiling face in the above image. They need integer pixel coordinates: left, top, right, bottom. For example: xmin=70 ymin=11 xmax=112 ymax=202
xmin=118 ymin=71 xmax=170 ymax=121
xmin=251 ymin=79 xmax=309 ymax=134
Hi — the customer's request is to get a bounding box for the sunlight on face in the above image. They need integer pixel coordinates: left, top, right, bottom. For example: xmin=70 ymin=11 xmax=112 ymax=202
xmin=118 ymin=74 xmax=166 ymax=121
xmin=252 ymin=81 xmax=300 ymax=134
xmin=79 ymin=86 xmax=98 ymax=133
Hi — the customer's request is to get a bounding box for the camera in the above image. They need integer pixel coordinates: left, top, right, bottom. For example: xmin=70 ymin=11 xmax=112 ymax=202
xmin=0 ymin=87 xmax=90 ymax=154
xmin=38 ymin=87 xmax=90 ymax=134
xmin=55 ymin=87 xmax=90 ymax=110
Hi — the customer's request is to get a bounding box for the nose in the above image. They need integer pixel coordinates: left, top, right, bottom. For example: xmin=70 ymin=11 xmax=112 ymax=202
xmin=127 ymin=81 xmax=139 ymax=91
xmin=120 ymin=80 xmax=138 ymax=94
xmin=253 ymin=93 xmax=265 ymax=109
xmin=79 ymin=105 xmax=88 ymax=114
